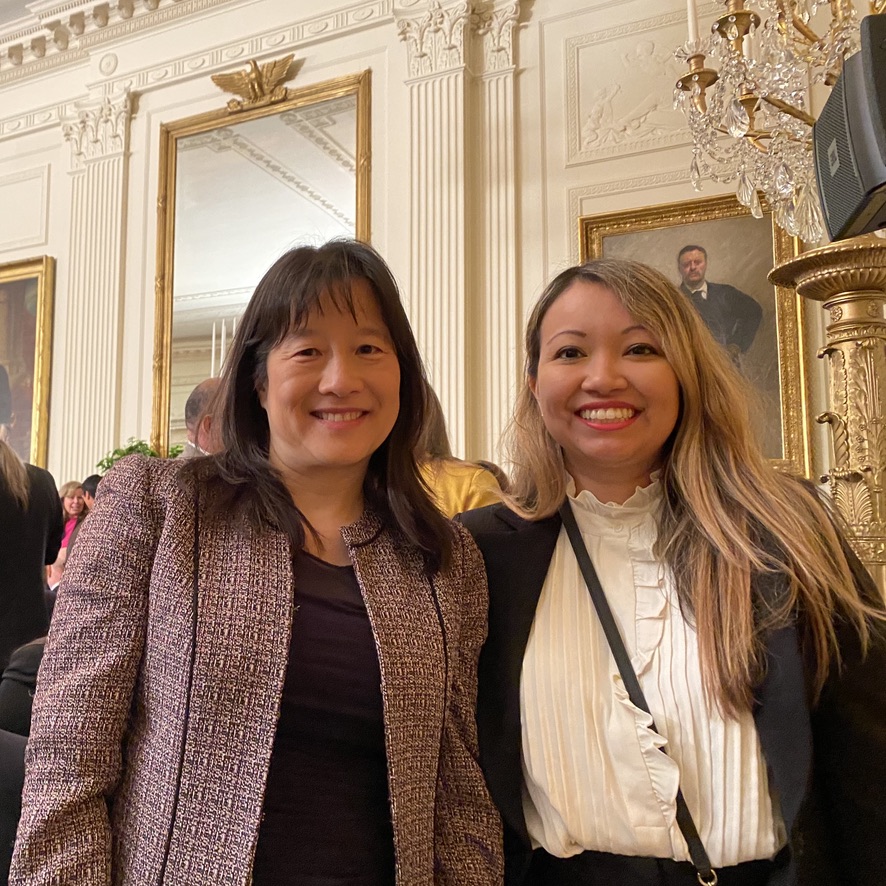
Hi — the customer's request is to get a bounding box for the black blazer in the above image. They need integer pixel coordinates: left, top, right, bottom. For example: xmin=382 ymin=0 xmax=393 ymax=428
xmin=681 ymin=281 xmax=763 ymax=354
xmin=0 ymin=465 xmax=62 ymax=670
xmin=459 ymin=503 xmax=886 ymax=886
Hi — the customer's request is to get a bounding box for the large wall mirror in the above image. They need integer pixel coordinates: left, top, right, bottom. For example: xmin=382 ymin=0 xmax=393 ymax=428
xmin=152 ymin=67 xmax=371 ymax=453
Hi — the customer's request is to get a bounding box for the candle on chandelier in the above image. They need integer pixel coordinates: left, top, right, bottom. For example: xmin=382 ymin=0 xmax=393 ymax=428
xmin=687 ymin=0 xmax=700 ymax=44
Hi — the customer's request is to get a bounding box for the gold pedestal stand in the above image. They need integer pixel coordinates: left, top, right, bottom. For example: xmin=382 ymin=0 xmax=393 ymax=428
xmin=771 ymin=235 xmax=886 ymax=595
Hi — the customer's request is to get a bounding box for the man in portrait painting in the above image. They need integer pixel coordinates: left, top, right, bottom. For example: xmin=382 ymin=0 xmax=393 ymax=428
xmin=677 ymin=244 xmax=763 ymax=365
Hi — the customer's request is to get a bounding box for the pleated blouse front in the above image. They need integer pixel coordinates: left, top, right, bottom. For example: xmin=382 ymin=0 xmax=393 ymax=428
xmin=520 ymin=480 xmax=786 ymax=868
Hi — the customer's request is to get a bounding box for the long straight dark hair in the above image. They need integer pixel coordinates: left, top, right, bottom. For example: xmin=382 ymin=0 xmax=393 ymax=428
xmin=184 ymin=239 xmax=455 ymax=574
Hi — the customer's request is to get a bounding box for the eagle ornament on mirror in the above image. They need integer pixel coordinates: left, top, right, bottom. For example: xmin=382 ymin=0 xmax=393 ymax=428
xmin=211 ymin=54 xmax=295 ymax=112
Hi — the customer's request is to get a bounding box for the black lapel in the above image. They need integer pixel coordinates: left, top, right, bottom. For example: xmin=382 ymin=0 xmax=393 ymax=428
xmin=471 ymin=508 xmax=561 ymax=846
xmin=752 ymin=569 xmax=812 ymax=844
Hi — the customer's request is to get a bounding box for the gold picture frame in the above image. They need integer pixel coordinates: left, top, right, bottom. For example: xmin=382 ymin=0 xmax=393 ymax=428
xmin=0 ymin=256 xmax=54 ymax=467
xmin=152 ymin=67 xmax=371 ymax=454
xmin=579 ymin=194 xmax=810 ymax=476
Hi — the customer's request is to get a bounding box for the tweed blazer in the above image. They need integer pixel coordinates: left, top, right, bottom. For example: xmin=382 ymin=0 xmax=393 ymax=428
xmin=10 ymin=456 xmax=503 ymax=886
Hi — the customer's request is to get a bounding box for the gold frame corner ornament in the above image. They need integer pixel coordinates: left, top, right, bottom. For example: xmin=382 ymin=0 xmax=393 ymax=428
xmin=0 ymin=255 xmax=55 ymax=467
xmin=151 ymin=68 xmax=372 ymax=455
xmin=578 ymin=193 xmax=810 ymax=478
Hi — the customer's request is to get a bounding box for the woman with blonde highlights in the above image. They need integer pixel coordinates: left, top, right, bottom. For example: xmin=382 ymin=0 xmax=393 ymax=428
xmin=460 ymin=258 xmax=886 ymax=886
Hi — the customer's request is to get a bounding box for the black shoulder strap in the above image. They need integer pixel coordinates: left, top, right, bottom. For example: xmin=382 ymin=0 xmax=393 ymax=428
xmin=559 ymin=500 xmax=717 ymax=886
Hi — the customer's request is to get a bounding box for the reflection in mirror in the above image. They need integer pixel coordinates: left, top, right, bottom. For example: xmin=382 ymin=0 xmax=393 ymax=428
xmin=153 ymin=69 xmax=370 ymax=453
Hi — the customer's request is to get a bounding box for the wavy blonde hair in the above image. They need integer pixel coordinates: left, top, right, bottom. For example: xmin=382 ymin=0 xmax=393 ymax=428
xmin=507 ymin=258 xmax=884 ymax=716
xmin=0 ymin=427 xmax=28 ymax=508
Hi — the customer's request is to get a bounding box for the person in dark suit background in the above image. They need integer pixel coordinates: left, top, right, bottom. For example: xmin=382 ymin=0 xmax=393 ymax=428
xmin=0 ymin=366 xmax=61 ymax=885
xmin=0 ymin=365 xmax=62 ymax=670
xmin=678 ymin=244 xmax=762 ymax=364
xmin=459 ymin=259 xmax=886 ymax=886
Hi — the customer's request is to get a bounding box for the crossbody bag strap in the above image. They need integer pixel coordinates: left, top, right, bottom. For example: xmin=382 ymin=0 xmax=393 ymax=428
xmin=558 ymin=500 xmax=718 ymax=886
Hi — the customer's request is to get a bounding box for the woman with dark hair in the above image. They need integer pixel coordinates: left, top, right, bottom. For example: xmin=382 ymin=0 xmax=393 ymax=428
xmin=460 ymin=258 xmax=886 ymax=886
xmin=11 ymin=240 xmax=503 ymax=886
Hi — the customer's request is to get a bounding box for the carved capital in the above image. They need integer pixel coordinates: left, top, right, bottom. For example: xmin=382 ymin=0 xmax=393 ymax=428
xmin=63 ymin=90 xmax=132 ymax=168
xmin=471 ymin=1 xmax=519 ymax=73
xmin=397 ymin=0 xmax=472 ymax=78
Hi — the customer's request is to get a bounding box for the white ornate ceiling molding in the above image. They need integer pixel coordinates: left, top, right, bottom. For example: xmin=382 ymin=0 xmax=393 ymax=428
xmin=0 ymin=0 xmax=394 ymax=88
xmin=184 ymin=127 xmax=354 ymax=227
xmin=0 ymin=0 xmax=238 ymax=83
xmin=470 ymin=0 xmax=518 ymax=74
xmin=62 ymin=89 xmax=132 ymax=169
xmin=280 ymin=100 xmax=357 ymax=175
xmin=396 ymin=0 xmax=471 ymax=79
xmin=0 ymin=0 xmax=392 ymax=141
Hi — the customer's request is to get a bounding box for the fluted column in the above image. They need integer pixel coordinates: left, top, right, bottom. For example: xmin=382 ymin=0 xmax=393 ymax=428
xmin=59 ymin=91 xmax=132 ymax=479
xmin=470 ymin=1 xmax=519 ymax=462
xmin=397 ymin=1 xmax=472 ymax=454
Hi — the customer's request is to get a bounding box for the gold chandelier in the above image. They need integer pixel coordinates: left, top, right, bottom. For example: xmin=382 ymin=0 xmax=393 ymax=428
xmin=675 ymin=1 xmax=885 ymax=243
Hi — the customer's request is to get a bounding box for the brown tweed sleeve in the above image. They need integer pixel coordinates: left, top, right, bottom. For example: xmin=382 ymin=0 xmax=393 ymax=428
xmin=433 ymin=525 xmax=504 ymax=884
xmin=10 ymin=455 xmax=167 ymax=885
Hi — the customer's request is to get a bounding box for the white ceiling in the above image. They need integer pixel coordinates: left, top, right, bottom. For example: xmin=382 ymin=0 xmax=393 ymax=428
xmin=0 ymin=1 xmax=30 ymax=30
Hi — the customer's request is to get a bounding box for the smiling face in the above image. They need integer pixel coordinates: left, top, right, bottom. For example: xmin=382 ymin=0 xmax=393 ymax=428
xmin=63 ymin=488 xmax=85 ymax=519
xmin=258 ymin=278 xmax=401 ymax=490
xmin=529 ymin=280 xmax=680 ymax=502
xmin=678 ymin=248 xmax=707 ymax=289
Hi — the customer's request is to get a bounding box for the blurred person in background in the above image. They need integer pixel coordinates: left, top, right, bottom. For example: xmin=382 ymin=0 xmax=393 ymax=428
xmin=417 ymin=384 xmax=504 ymax=518
xmin=180 ymin=377 xmax=221 ymax=458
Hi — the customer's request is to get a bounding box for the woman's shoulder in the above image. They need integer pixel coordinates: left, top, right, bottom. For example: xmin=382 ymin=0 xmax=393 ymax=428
xmin=456 ymin=501 xmax=533 ymax=536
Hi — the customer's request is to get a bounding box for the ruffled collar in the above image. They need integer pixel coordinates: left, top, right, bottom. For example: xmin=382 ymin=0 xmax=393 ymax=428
xmin=566 ymin=473 xmax=662 ymax=520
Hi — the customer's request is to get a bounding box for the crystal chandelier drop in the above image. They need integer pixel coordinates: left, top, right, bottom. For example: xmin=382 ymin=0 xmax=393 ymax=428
xmin=673 ymin=1 xmax=877 ymax=244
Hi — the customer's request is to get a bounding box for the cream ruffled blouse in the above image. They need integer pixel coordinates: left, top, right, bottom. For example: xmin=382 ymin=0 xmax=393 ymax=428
xmin=519 ymin=479 xmax=786 ymax=867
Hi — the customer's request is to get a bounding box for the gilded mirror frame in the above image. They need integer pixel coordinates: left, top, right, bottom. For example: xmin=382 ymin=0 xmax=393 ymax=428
xmin=0 ymin=255 xmax=54 ymax=466
xmin=152 ymin=68 xmax=371 ymax=454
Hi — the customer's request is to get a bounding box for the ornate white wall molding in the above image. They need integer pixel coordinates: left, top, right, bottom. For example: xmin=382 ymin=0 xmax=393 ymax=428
xmin=0 ymin=166 xmax=51 ymax=251
xmin=395 ymin=0 xmax=520 ymax=459
xmin=57 ymin=90 xmax=133 ymax=479
xmin=395 ymin=1 xmax=473 ymax=451
xmin=63 ymin=91 xmax=132 ymax=168
xmin=469 ymin=0 xmax=519 ymax=461
xmin=470 ymin=0 xmax=518 ymax=73
xmin=566 ymin=168 xmax=691 ymax=262
xmin=397 ymin=0 xmax=471 ymax=79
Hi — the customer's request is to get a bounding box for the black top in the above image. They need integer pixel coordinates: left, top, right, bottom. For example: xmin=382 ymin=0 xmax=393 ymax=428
xmin=0 ymin=638 xmax=44 ymax=736
xmin=0 ymin=464 xmax=63 ymax=670
xmin=252 ymin=551 xmax=396 ymax=886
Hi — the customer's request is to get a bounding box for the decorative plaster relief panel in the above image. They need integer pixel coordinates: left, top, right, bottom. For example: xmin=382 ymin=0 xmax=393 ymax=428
xmin=565 ymin=9 xmax=690 ymax=165
xmin=0 ymin=166 xmax=50 ymax=251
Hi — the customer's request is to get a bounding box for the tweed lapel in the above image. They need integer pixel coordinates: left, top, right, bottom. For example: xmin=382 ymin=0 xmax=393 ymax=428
xmin=163 ymin=506 xmax=294 ymax=885
xmin=343 ymin=514 xmax=446 ymax=881
xmin=474 ymin=509 xmax=561 ymax=846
